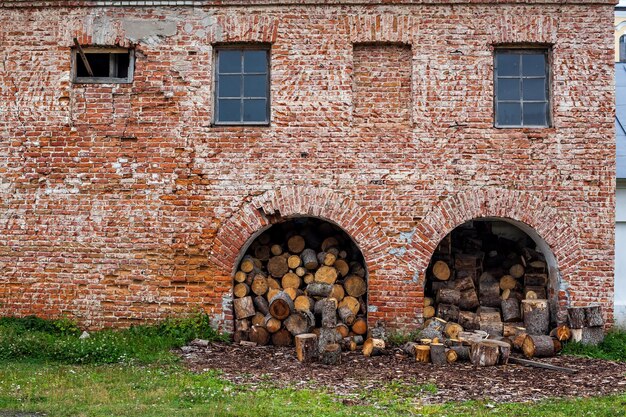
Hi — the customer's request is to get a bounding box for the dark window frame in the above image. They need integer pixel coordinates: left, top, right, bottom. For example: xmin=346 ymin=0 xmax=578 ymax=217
xmin=71 ymin=47 xmax=134 ymax=84
xmin=213 ymin=45 xmax=271 ymax=126
xmin=494 ymin=48 xmax=551 ymax=128
xmin=620 ymin=35 xmax=626 ymax=63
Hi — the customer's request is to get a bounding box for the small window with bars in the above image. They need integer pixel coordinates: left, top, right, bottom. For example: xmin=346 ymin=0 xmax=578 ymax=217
xmin=71 ymin=46 xmax=134 ymax=84
xmin=214 ymin=47 xmax=270 ymax=125
xmin=494 ymin=49 xmax=550 ymax=128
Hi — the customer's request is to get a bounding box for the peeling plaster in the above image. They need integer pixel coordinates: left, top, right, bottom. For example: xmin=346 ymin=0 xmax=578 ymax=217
xmin=122 ymin=19 xmax=177 ymax=44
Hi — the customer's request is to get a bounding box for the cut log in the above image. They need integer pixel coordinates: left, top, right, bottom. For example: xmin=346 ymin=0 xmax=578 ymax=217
xmin=512 ymin=332 xmax=528 ymax=351
xmin=571 ymin=327 xmax=605 ymax=346
xmin=501 ymin=288 xmax=511 ymax=300
xmin=267 ymin=255 xmax=289 ymax=278
xmin=240 ymin=256 xmax=259 ymax=273
xmin=270 ymin=244 xmax=283 ymax=256
xmin=322 ymin=252 xmax=337 ymax=266
xmin=314 ymin=266 xmax=338 ymax=285
xmin=433 ymin=261 xmax=451 ymax=281
xmin=287 ymin=255 xmax=302 ymax=269
xmin=234 ymin=271 xmax=248 ymax=283
xmin=295 ymin=333 xmax=318 ymax=363
xmin=445 ymin=348 xmax=458 ymax=363
xmin=340 ymin=336 xmax=359 ymax=351
xmin=287 ymin=235 xmax=306 ymax=254
xmin=437 ymin=303 xmax=460 ymax=322
xmin=254 ymin=245 xmax=271 ymax=262
xmin=282 ymin=272 xmax=301 ymax=289
xmin=423 ymin=306 xmax=435 ymax=319
xmin=306 ymin=282 xmax=333 ymax=298
xmin=567 ymin=306 xmax=586 ymax=329
xmin=318 ymin=298 xmax=338 ymax=328
xmin=253 ymin=295 xmax=270 ymax=316
xmin=249 ymin=325 xmax=270 ymax=346
xmin=234 ymin=283 xmax=250 ymax=298
xmin=271 ymin=328 xmax=293 ymax=346
xmin=470 ymin=341 xmax=501 ymax=366
xmin=266 ymin=277 xmax=280 ymax=290
xmin=444 ymin=322 xmax=463 ymax=339
xmin=430 ymin=343 xmax=447 ymax=365
xmin=284 ymin=287 xmax=299 ymax=301
xmin=338 ymin=296 xmax=360 ymax=315
xmin=584 ymin=305 xmax=604 ymax=327
xmin=499 ymin=275 xmax=517 ymax=291
xmin=321 ymin=237 xmax=339 ymax=251
xmin=351 ymin=317 xmax=368 ymax=335
xmin=458 ymin=311 xmax=479 ymax=331
xmin=424 ymin=297 xmax=434 ymax=307
xmin=285 ymin=311 xmax=314 ymax=336
xmin=453 ymin=276 xmax=475 ymax=292
xmin=329 ymin=284 xmax=345 ymax=302
xmin=320 ymin=343 xmax=341 ymax=365
xmin=301 ymin=248 xmax=319 ymax=270
xmin=264 ymin=314 xmax=282 ymax=333
xmin=363 ymin=338 xmax=386 ymax=357
xmin=294 ymin=295 xmax=315 ymax=312
xmin=338 ymin=306 xmax=356 ymax=325
xmin=295 ymin=266 xmax=306 ymax=277
xmin=522 ymin=299 xmax=549 ymax=335
xmin=251 ymin=274 xmax=269 ymax=296
xmin=343 ymin=275 xmax=366 ymax=297
xmin=234 ymin=296 xmax=256 ymax=319
xmin=402 ymin=342 xmax=419 ymax=356
xmin=415 ymin=345 xmax=431 ymax=363
xmin=436 ymin=288 xmax=461 ymax=305
xmin=459 ymin=288 xmax=480 ymax=310
xmin=233 ymin=330 xmax=249 ymax=343
xmin=269 ymin=291 xmax=295 ymax=320
xmin=235 ymin=319 xmax=251 ymax=332
xmin=420 ymin=317 xmax=446 ymax=340
xmin=503 ymin=324 xmax=526 ymax=338
xmin=252 ymin=312 xmax=266 ymax=326
xmin=318 ymin=327 xmax=342 ymax=350
xmin=479 ymin=273 xmax=502 ymax=308
xmin=303 ymin=273 xmax=315 ymax=285
xmin=549 ymin=324 xmax=572 ymax=341
xmin=524 ymin=286 xmax=547 ymax=299
xmin=522 ymin=335 xmax=556 ymax=358
xmin=509 ymin=264 xmax=525 ymax=279
xmin=336 ymin=323 xmax=350 ymax=338
xmin=334 ymin=259 xmax=349 ymax=277
xmin=450 ymin=345 xmax=470 ymax=361
xmin=349 ymin=261 xmax=366 ymax=278
xmin=501 ymin=298 xmax=521 ymax=323
xmin=524 ymin=273 xmax=548 ymax=287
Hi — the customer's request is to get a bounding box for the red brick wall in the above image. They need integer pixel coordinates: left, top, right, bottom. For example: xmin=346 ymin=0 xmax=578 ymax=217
xmin=0 ymin=2 xmax=616 ymax=331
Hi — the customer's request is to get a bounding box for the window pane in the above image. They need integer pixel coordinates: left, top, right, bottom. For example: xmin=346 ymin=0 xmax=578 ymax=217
xmin=497 ymin=78 xmax=520 ymax=100
xmin=523 ymin=102 xmax=547 ymax=126
xmin=219 ymin=50 xmax=241 ymax=73
xmin=244 ymin=75 xmax=267 ymax=97
xmin=497 ymin=102 xmax=522 ymax=126
xmin=244 ymin=51 xmax=267 ymax=73
xmin=219 ymin=75 xmax=241 ymax=98
xmin=243 ymin=99 xmax=267 ymax=122
xmin=78 ymin=53 xmax=110 ymax=77
xmin=218 ymin=99 xmax=241 ymax=122
xmin=522 ymin=78 xmax=546 ymax=100
xmin=522 ymin=54 xmax=546 ymax=77
xmin=496 ymin=53 xmax=520 ymax=76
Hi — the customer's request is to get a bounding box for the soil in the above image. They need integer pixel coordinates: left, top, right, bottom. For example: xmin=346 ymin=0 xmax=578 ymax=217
xmin=178 ymin=341 xmax=626 ymax=404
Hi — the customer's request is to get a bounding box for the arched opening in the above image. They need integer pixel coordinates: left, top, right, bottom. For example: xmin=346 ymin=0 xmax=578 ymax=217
xmin=231 ymin=216 xmax=368 ymax=346
xmin=425 ymin=217 xmax=559 ymax=336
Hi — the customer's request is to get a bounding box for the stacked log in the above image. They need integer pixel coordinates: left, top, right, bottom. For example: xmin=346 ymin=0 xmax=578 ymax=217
xmin=568 ymin=305 xmax=605 ymax=346
xmin=425 ymin=221 xmax=552 ymax=339
xmin=232 ymin=221 xmax=368 ymax=349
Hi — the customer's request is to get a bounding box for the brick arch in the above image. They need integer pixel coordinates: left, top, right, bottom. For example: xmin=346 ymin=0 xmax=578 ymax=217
xmin=406 ymin=188 xmax=583 ymax=284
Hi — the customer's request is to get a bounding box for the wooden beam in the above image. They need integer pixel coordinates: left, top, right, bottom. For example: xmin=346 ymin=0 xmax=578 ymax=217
xmin=73 ymin=38 xmax=93 ymax=77
xmin=508 ymin=357 xmax=578 ymax=374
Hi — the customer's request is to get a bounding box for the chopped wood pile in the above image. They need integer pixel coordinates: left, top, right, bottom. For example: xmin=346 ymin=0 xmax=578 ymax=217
xmin=425 ymin=222 xmax=552 ymax=339
xmin=232 ymin=219 xmax=368 ymax=351
xmin=567 ymin=305 xmax=605 ymax=346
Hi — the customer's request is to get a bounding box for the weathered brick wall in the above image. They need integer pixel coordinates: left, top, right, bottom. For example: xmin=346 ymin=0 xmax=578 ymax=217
xmin=0 ymin=2 xmax=616 ymax=331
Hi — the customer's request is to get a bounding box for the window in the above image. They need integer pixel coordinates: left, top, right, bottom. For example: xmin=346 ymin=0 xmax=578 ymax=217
xmin=71 ymin=47 xmax=134 ymax=84
xmin=494 ymin=49 xmax=550 ymax=128
xmin=214 ymin=47 xmax=269 ymax=125
xmin=620 ymin=35 xmax=626 ymax=63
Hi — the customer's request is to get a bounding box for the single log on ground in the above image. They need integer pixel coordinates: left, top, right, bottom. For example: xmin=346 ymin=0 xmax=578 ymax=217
xmin=415 ymin=345 xmax=431 ymax=363
xmin=522 ymin=299 xmax=549 ymax=335
xmin=329 ymin=284 xmax=345 ymax=302
xmin=334 ymin=259 xmax=349 ymax=277
xmin=264 ymin=314 xmax=282 ymax=333
xmin=285 ymin=310 xmax=314 ymax=336
xmin=459 ymin=311 xmax=479 ymax=331
xmin=343 ymin=275 xmax=366 ymax=297
xmin=445 ymin=348 xmax=458 ymax=364
xmin=501 ymin=298 xmax=521 ymax=322
xmin=295 ymin=333 xmax=318 ymax=363
xmin=338 ymin=296 xmax=360 ymax=315
xmin=433 ymin=261 xmax=451 ymax=281
xmin=315 ymin=266 xmax=338 ymax=285
xmin=267 ymin=255 xmax=289 ymax=278
xmin=269 ymin=291 xmax=294 ymax=320
xmin=437 ymin=288 xmax=461 ymax=305
xmin=271 ymin=328 xmax=293 ymax=347
xmin=287 ymin=235 xmax=306 ymax=254
xmin=451 ymin=345 xmax=470 ymax=361
xmin=234 ymin=296 xmax=256 ymax=319
xmin=363 ymin=338 xmax=385 ymax=357
xmin=338 ymin=306 xmax=356 ymax=325
xmin=351 ymin=317 xmax=368 ymax=335
xmin=301 ymin=248 xmax=319 ymax=270
xmin=549 ymin=324 xmax=572 ymax=341
xmin=444 ymin=322 xmax=463 ymax=339
xmin=499 ymin=275 xmax=517 ymax=291
xmin=522 ymin=335 xmax=557 ymax=358
xmin=420 ymin=317 xmax=446 ymax=340
xmin=584 ymin=305 xmax=604 ymax=327
xmin=282 ymin=272 xmax=301 ymax=289
xmin=437 ymin=303 xmax=460 ymax=322
xmin=249 ymin=325 xmax=270 ymax=346
xmin=306 ymin=282 xmax=333 ymax=298
xmin=470 ymin=341 xmax=501 ymax=366
xmin=567 ymin=306 xmax=586 ymax=329
xmin=430 ymin=343 xmax=447 ymax=365
xmin=320 ymin=343 xmax=341 ymax=365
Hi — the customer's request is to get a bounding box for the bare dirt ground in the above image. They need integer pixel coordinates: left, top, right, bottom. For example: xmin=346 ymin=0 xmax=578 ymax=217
xmin=178 ymin=342 xmax=626 ymax=404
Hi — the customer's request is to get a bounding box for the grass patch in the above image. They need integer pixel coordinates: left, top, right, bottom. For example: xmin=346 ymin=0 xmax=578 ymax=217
xmin=0 ymin=314 xmax=228 ymax=365
xmin=562 ymin=329 xmax=626 ymax=362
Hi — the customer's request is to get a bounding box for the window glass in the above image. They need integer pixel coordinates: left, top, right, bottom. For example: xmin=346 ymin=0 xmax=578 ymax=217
xmin=244 ymin=51 xmax=268 ymax=73
xmin=219 ymin=51 xmax=241 ymax=73
xmin=496 ymin=54 xmax=519 ymax=77
xmin=218 ymin=99 xmax=241 ymax=122
xmin=243 ymin=99 xmax=267 ymax=122
xmin=497 ymin=102 xmax=522 ymax=126
xmin=219 ymin=75 xmax=241 ymax=97
xmin=497 ymin=78 xmax=520 ymax=101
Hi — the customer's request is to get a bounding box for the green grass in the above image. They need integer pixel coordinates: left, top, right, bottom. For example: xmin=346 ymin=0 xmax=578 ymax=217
xmin=0 ymin=314 xmax=228 ymax=364
xmin=562 ymin=330 xmax=626 ymax=362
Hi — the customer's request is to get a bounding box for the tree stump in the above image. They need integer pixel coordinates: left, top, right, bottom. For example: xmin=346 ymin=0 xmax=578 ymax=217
xmin=415 ymin=345 xmax=431 ymax=363
xmin=295 ymin=333 xmax=318 ymax=363
xmin=522 ymin=299 xmax=549 ymax=335
xmin=430 ymin=343 xmax=447 ymax=365
xmin=320 ymin=343 xmax=341 ymax=365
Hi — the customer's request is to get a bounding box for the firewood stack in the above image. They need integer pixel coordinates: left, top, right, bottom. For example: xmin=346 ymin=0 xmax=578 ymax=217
xmin=567 ymin=305 xmax=605 ymax=346
xmin=232 ymin=220 xmax=368 ymax=349
xmin=425 ymin=222 xmax=552 ymax=339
